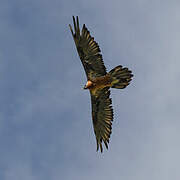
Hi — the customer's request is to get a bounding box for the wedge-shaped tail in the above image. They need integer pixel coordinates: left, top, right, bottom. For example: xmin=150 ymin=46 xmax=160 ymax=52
xmin=108 ymin=65 xmax=133 ymax=89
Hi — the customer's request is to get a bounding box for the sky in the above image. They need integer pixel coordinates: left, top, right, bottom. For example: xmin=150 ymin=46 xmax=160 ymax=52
xmin=0 ymin=0 xmax=180 ymax=179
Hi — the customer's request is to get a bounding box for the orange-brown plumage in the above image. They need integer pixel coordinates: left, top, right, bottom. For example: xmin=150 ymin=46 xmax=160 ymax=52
xmin=69 ymin=16 xmax=133 ymax=152
xmin=85 ymin=75 xmax=112 ymax=95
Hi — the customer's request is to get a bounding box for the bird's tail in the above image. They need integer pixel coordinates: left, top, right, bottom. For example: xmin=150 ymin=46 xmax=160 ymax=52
xmin=108 ymin=65 xmax=133 ymax=89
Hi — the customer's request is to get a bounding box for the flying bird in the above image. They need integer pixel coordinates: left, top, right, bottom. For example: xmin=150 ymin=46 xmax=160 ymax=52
xmin=69 ymin=16 xmax=133 ymax=152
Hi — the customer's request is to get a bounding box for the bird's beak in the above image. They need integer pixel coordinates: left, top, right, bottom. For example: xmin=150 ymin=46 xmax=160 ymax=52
xmin=83 ymin=85 xmax=88 ymax=89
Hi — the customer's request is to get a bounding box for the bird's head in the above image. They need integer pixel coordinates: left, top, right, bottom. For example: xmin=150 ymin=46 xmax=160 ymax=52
xmin=83 ymin=80 xmax=93 ymax=89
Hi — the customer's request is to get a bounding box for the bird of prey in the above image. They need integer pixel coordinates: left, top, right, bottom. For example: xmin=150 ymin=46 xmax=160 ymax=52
xmin=69 ymin=16 xmax=133 ymax=152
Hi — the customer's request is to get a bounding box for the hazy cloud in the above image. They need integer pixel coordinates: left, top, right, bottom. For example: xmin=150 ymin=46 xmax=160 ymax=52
xmin=0 ymin=0 xmax=180 ymax=179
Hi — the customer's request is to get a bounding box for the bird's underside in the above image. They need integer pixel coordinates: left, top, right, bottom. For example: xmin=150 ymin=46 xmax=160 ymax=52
xmin=69 ymin=16 xmax=133 ymax=152
xmin=85 ymin=75 xmax=112 ymax=95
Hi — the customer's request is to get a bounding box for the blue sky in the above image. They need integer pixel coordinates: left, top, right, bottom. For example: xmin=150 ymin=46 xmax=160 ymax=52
xmin=0 ymin=0 xmax=180 ymax=179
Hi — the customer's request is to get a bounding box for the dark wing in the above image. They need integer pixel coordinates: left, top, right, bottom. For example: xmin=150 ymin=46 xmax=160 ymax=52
xmin=91 ymin=88 xmax=113 ymax=152
xmin=69 ymin=16 xmax=107 ymax=79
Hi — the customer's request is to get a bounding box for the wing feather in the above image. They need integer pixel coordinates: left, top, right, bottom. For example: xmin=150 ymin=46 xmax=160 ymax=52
xmin=91 ymin=88 xmax=113 ymax=152
xmin=69 ymin=16 xmax=107 ymax=79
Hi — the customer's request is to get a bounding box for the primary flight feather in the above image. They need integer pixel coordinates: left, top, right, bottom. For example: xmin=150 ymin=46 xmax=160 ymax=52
xmin=69 ymin=16 xmax=133 ymax=152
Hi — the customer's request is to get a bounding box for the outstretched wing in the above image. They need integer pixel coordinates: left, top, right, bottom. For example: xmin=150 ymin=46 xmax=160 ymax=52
xmin=69 ymin=16 xmax=107 ymax=79
xmin=91 ymin=88 xmax=113 ymax=152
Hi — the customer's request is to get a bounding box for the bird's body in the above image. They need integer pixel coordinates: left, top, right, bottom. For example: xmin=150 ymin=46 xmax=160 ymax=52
xmin=69 ymin=16 xmax=133 ymax=152
xmin=86 ymin=75 xmax=112 ymax=95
